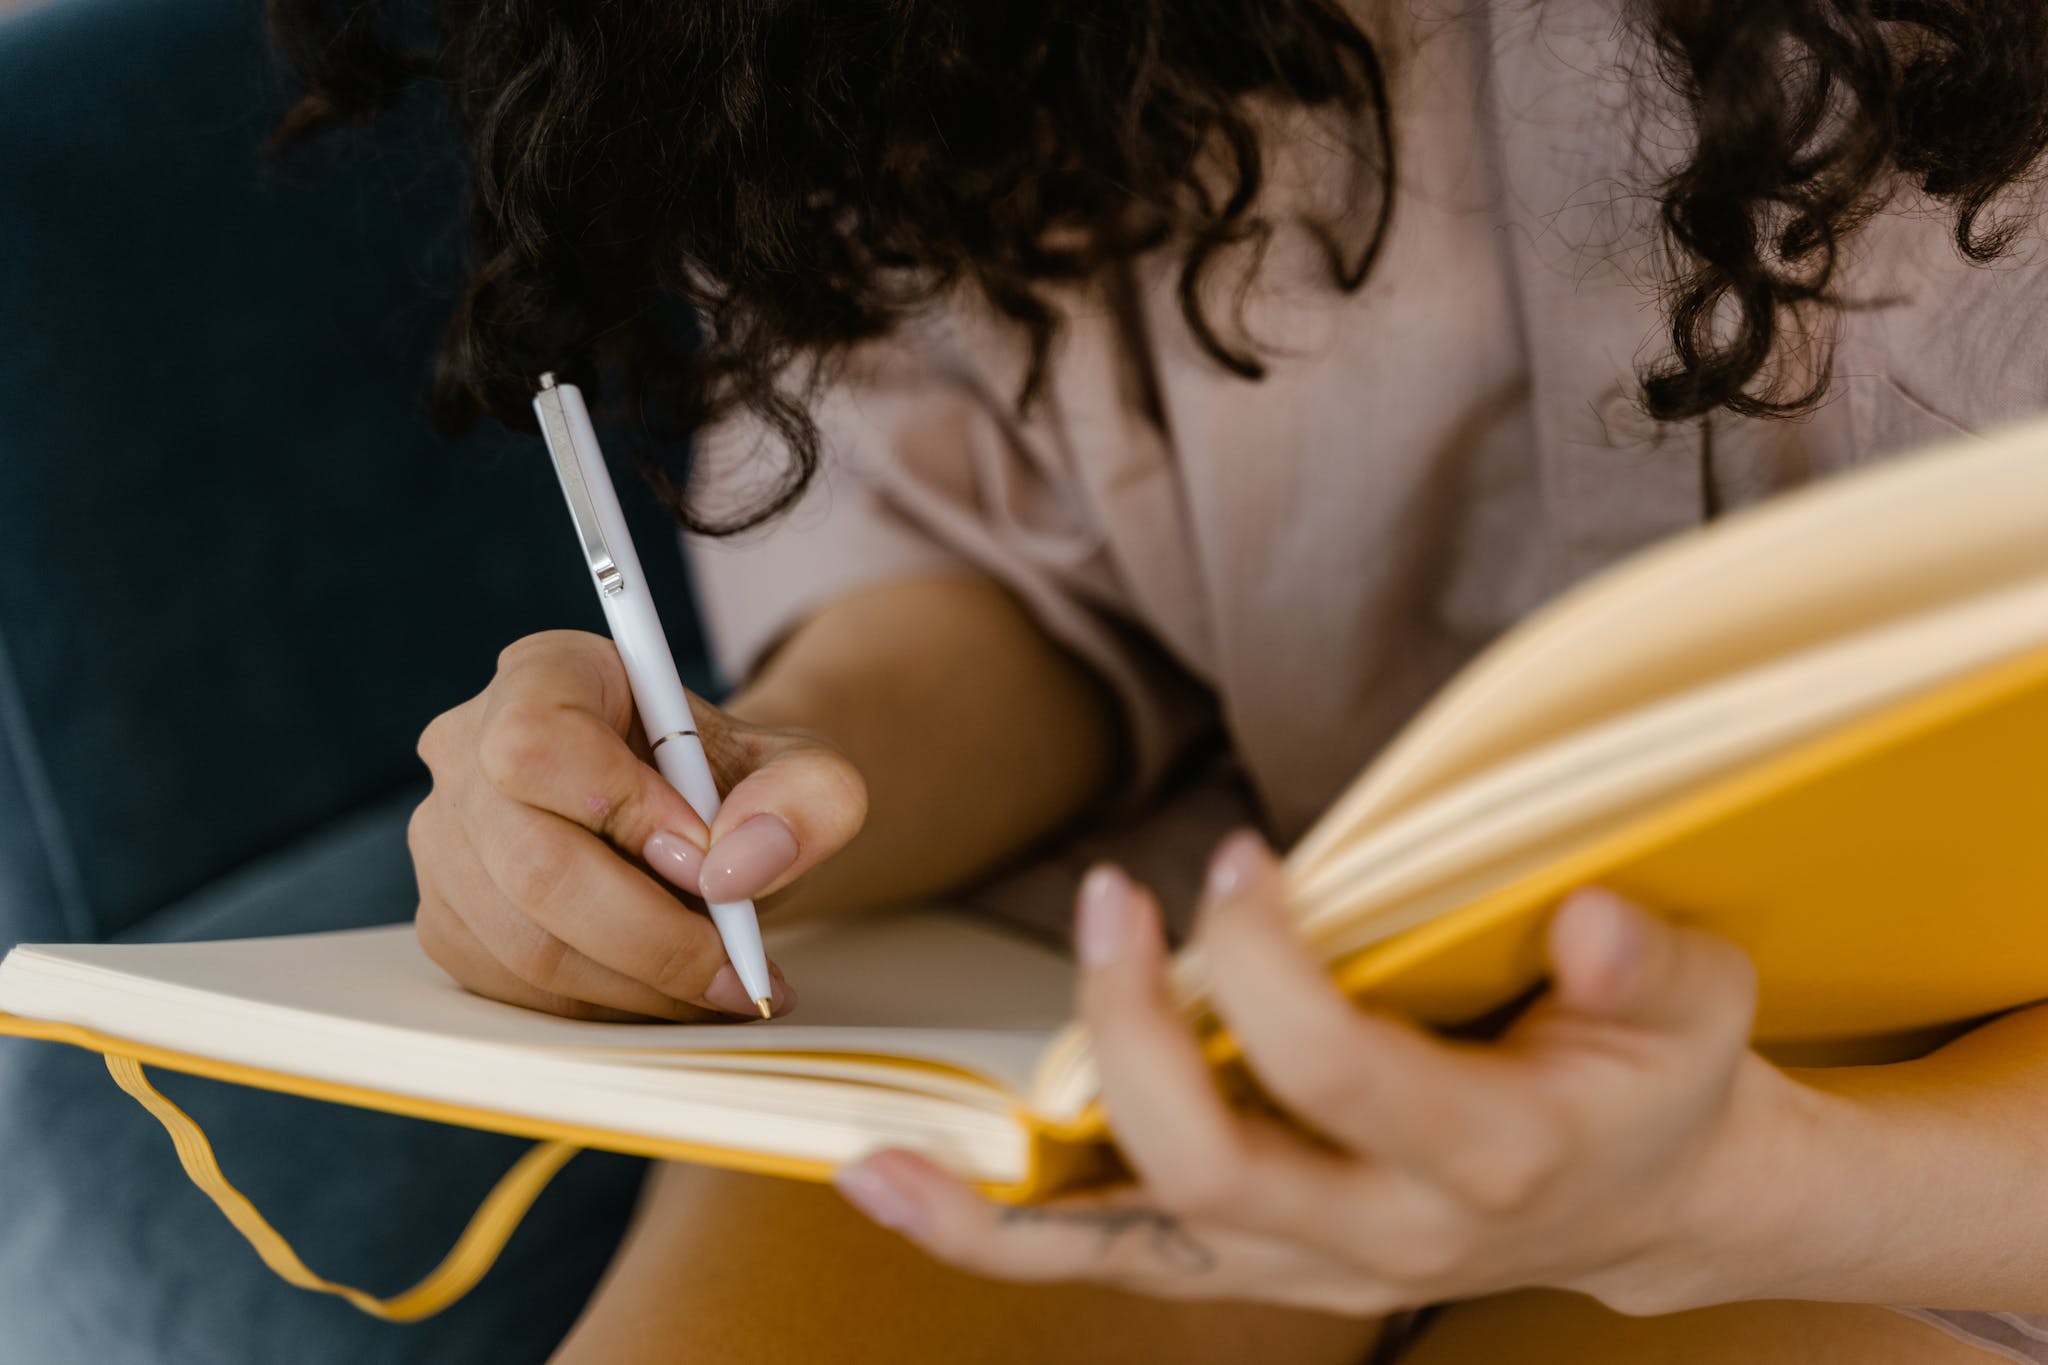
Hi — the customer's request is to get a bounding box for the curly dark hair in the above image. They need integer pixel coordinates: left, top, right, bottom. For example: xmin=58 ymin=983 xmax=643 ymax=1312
xmin=266 ymin=1 xmax=2048 ymax=533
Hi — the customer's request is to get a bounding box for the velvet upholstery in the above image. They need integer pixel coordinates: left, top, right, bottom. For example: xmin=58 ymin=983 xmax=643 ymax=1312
xmin=0 ymin=0 xmax=711 ymax=1357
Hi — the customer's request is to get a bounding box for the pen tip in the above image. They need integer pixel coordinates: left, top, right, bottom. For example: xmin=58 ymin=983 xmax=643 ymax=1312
xmin=754 ymin=997 xmax=775 ymax=1020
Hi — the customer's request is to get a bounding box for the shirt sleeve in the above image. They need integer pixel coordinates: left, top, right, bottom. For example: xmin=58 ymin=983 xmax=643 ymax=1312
xmin=681 ymin=446 xmax=974 ymax=686
xmin=680 ymin=322 xmax=1216 ymax=806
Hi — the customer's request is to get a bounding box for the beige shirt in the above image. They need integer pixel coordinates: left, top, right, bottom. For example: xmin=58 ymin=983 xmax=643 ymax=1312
xmin=686 ymin=0 xmax=2042 ymax=847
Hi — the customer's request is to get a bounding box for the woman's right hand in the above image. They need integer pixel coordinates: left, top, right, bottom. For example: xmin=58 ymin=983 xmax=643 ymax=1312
xmin=408 ymin=629 xmax=868 ymax=1022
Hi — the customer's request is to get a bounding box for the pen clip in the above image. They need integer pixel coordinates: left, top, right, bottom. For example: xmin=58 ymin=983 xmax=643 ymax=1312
xmin=533 ymin=373 xmax=626 ymax=597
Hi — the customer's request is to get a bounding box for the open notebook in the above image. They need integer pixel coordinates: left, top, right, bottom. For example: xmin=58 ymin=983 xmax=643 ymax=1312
xmin=4 ymin=413 xmax=2048 ymax=1317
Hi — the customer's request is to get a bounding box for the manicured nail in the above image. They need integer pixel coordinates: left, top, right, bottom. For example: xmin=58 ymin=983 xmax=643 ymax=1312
xmin=699 ymin=815 xmax=799 ymax=903
xmin=704 ymin=962 xmax=797 ymax=1016
xmin=1076 ymin=865 xmax=1131 ymax=969
xmin=834 ymin=1160 xmax=926 ymax=1234
xmin=643 ymin=830 xmax=706 ymax=894
xmin=1204 ymin=830 xmax=1269 ymax=904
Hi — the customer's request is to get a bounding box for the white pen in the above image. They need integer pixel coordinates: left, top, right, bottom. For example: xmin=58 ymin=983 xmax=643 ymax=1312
xmin=531 ymin=373 xmax=777 ymax=1019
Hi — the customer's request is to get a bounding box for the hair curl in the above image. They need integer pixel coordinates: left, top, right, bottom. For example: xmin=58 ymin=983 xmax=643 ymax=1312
xmin=267 ymin=0 xmax=2048 ymax=532
xmin=1640 ymin=0 xmax=2048 ymax=419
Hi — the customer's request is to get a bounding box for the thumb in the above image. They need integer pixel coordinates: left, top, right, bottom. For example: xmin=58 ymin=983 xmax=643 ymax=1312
xmin=1546 ymin=888 xmax=1758 ymax=1043
xmin=680 ymin=712 xmax=868 ymax=905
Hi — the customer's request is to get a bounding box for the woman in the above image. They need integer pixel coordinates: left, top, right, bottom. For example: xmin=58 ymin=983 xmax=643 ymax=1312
xmin=288 ymin=0 xmax=2048 ymax=1359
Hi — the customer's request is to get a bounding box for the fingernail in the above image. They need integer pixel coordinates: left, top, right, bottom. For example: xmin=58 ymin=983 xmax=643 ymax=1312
xmin=1575 ymin=888 xmax=1644 ymax=978
xmin=643 ymin=830 xmax=706 ymax=895
xmin=1204 ymin=830 xmax=1269 ymax=904
xmin=834 ymin=1160 xmax=926 ymax=1234
xmin=1076 ymin=864 xmax=1131 ymax=969
xmin=704 ymin=961 xmax=799 ymax=1016
xmin=699 ymin=815 xmax=799 ymax=903
xmin=702 ymin=964 xmax=753 ymax=1015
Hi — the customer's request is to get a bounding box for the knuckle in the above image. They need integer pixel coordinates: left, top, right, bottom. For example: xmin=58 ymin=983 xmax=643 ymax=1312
xmin=1448 ymin=1113 xmax=1569 ymax=1214
xmin=494 ymin=633 xmax=552 ymax=674
xmin=494 ymin=638 xmax=531 ymax=673
xmin=478 ymin=700 xmax=561 ymax=795
xmin=416 ymin=714 xmax=445 ymax=768
xmin=414 ymin=904 xmax=470 ymax=982
xmin=418 ymin=701 xmax=475 ymax=770
xmin=1451 ymin=1154 xmax=1543 ymax=1216
xmin=404 ymin=801 xmax=433 ymax=862
xmin=497 ymin=629 xmax=599 ymax=676
xmin=501 ymin=929 xmax=573 ymax=994
xmin=497 ymin=832 xmax=579 ymax=911
xmin=636 ymin=929 xmax=715 ymax=1000
xmin=414 ymin=901 xmax=450 ymax=955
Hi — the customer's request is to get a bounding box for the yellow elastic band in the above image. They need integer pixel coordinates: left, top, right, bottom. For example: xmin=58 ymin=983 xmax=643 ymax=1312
xmin=104 ymin=1054 xmax=580 ymax=1322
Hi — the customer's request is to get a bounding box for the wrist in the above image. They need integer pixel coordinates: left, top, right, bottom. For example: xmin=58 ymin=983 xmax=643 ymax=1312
xmin=1608 ymin=1055 xmax=1861 ymax=1313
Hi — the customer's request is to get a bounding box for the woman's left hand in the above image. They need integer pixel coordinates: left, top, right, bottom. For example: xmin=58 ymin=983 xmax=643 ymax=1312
xmin=833 ymin=832 xmax=1811 ymax=1317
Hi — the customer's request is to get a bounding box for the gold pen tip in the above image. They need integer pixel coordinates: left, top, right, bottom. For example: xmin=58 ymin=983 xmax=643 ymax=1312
xmin=754 ymin=997 xmax=775 ymax=1020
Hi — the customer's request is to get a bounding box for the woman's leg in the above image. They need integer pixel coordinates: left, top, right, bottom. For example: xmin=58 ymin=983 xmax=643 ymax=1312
xmin=1406 ymin=1289 xmax=2005 ymax=1363
xmin=552 ymin=1163 xmax=1383 ymax=1365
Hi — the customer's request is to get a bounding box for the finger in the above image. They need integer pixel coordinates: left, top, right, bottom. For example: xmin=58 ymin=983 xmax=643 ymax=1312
xmin=412 ymin=798 xmax=739 ymax=1021
xmin=416 ymin=894 xmax=672 ymax=1023
xmin=1200 ymin=832 xmax=1515 ymax=1165
xmin=837 ymin=1150 xmax=1216 ymax=1287
xmin=1073 ymin=865 xmax=1255 ymax=1210
xmin=696 ymin=723 xmax=868 ymax=903
xmin=833 ymin=1150 xmax=1356 ymax=1307
xmin=478 ymin=631 xmax=717 ymax=862
xmin=1075 ymin=863 xmax=1348 ymax=1240
xmin=1544 ymin=888 xmax=1757 ymax=1047
xmin=462 ymin=782 xmax=792 ymax=1012
xmin=1199 ymin=833 xmax=1585 ymax=1217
